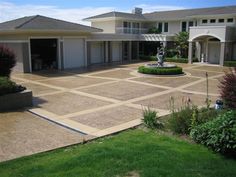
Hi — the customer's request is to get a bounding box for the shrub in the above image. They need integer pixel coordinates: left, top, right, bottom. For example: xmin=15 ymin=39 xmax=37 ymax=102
xmin=147 ymin=27 xmax=161 ymax=34
xmin=0 ymin=45 xmax=16 ymax=77
xmin=139 ymin=55 xmax=156 ymax=61
xmin=218 ymin=67 xmax=236 ymax=109
xmin=190 ymin=111 xmax=236 ymax=157
xmin=224 ymin=61 xmax=236 ymax=67
xmin=138 ymin=66 xmax=183 ymax=75
xmin=0 ymin=77 xmax=26 ymax=96
xmin=142 ymin=107 xmax=164 ymax=129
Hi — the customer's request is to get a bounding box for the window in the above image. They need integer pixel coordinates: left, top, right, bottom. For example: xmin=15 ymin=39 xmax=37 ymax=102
xmin=218 ymin=19 xmax=224 ymax=23
xmin=123 ymin=21 xmax=131 ymax=33
xmin=188 ymin=21 xmax=194 ymax=27
xmin=227 ymin=18 xmax=234 ymax=23
xmin=182 ymin=21 xmax=187 ymax=32
xmin=202 ymin=19 xmax=208 ymax=24
xmin=158 ymin=22 xmax=163 ymax=33
xmin=210 ymin=19 xmax=216 ymax=23
xmin=164 ymin=22 xmax=168 ymax=32
xmin=132 ymin=22 xmax=140 ymax=34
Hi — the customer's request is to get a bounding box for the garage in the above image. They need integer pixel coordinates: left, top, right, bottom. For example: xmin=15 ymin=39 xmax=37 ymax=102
xmin=111 ymin=41 xmax=122 ymax=62
xmin=30 ymin=39 xmax=58 ymax=71
xmin=90 ymin=41 xmax=105 ymax=64
xmin=63 ymin=38 xmax=85 ymax=69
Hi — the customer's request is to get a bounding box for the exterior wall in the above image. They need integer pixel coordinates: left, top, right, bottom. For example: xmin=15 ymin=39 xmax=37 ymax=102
xmin=197 ymin=17 xmax=236 ymax=27
xmin=92 ymin=21 xmax=116 ymax=33
xmin=168 ymin=21 xmax=181 ymax=34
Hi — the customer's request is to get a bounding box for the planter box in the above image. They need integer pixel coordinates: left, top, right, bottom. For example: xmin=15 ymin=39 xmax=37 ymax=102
xmin=0 ymin=90 xmax=32 ymax=112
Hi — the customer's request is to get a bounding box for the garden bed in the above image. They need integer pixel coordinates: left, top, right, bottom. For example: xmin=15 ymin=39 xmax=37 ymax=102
xmin=138 ymin=65 xmax=183 ymax=75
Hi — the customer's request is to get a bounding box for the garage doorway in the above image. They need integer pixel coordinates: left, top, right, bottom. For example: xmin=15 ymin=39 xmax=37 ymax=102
xmin=30 ymin=39 xmax=58 ymax=71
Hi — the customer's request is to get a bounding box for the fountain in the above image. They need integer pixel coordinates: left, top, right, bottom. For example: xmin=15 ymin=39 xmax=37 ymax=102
xmin=145 ymin=42 xmax=176 ymax=68
xmin=138 ymin=42 xmax=183 ymax=75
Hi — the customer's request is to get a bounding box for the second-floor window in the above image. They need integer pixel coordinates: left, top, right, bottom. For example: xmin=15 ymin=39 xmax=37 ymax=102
xmin=132 ymin=22 xmax=140 ymax=34
xmin=164 ymin=22 xmax=168 ymax=32
xmin=182 ymin=22 xmax=187 ymax=32
xmin=158 ymin=22 xmax=163 ymax=33
xmin=123 ymin=22 xmax=131 ymax=33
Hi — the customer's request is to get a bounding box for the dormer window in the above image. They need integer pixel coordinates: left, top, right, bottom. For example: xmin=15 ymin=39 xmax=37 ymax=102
xmin=227 ymin=18 xmax=234 ymax=23
xmin=210 ymin=19 xmax=216 ymax=23
xmin=218 ymin=19 xmax=224 ymax=23
xmin=202 ymin=19 xmax=208 ymax=24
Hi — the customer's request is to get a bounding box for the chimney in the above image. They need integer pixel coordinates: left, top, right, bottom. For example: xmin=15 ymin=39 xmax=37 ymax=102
xmin=132 ymin=7 xmax=143 ymax=14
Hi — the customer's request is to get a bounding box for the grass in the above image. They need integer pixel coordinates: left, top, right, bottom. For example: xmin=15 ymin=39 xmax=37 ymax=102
xmin=0 ymin=129 xmax=235 ymax=177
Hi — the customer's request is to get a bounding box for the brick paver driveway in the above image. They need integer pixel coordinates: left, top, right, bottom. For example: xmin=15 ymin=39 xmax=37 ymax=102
xmin=1 ymin=61 xmax=228 ymax=161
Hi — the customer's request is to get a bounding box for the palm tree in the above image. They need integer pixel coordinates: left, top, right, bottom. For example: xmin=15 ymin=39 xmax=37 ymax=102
xmin=174 ymin=32 xmax=189 ymax=58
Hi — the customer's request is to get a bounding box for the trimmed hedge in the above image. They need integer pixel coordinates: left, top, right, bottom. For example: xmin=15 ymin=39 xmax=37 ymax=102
xmin=0 ymin=77 xmax=25 ymax=96
xmin=190 ymin=110 xmax=236 ymax=157
xmin=138 ymin=66 xmax=183 ymax=75
xmin=140 ymin=55 xmax=198 ymax=63
xmin=224 ymin=60 xmax=236 ymax=67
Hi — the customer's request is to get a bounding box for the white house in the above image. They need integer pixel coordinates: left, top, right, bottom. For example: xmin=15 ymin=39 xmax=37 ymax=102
xmin=0 ymin=5 xmax=235 ymax=73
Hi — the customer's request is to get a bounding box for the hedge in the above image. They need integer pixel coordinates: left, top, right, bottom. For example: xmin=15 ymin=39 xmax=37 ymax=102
xmin=140 ymin=55 xmax=198 ymax=63
xmin=224 ymin=60 xmax=236 ymax=67
xmin=0 ymin=77 xmax=25 ymax=96
xmin=138 ymin=66 xmax=183 ymax=75
xmin=190 ymin=110 xmax=236 ymax=157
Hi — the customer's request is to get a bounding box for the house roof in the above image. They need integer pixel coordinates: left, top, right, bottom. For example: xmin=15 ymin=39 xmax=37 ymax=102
xmin=84 ymin=11 xmax=146 ymax=21
xmin=0 ymin=15 xmax=102 ymax=32
xmin=144 ymin=5 xmax=236 ymax=20
xmin=85 ymin=5 xmax=236 ymax=21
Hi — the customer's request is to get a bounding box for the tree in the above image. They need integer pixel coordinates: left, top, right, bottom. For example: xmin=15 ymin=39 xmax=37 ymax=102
xmin=174 ymin=32 xmax=189 ymax=58
xmin=0 ymin=45 xmax=16 ymax=77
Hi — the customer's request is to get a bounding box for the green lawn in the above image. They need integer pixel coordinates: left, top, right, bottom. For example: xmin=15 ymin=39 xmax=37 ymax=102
xmin=0 ymin=129 xmax=235 ymax=177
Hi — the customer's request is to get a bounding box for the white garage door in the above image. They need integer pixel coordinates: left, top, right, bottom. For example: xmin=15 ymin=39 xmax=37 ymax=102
xmin=64 ymin=38 xmax=85 ymax=69
xmin=111 ymin=41 xmax=122 ymax=62
xmin=90 ymin=42 xmax=104 ymax=64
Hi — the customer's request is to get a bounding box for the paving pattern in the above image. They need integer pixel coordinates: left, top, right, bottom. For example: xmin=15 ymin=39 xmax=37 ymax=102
xmin=1 ymin=62 xmax=227 ymax=161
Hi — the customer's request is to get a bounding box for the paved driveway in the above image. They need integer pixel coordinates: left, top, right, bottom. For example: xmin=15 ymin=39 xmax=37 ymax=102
xmin=1 ymin=62 xmax=228 ymax=161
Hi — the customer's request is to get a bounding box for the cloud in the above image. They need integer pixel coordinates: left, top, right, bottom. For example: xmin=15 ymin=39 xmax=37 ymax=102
xmin=0 ymin=1 xmax=115 ymax=25
xmin=0 ymin=1 xmax=187 ymax=26
xmin=135 ymin=4 xmax=186 ymax=13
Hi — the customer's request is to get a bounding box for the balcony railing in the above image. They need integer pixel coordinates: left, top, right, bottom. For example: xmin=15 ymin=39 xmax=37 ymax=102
xmin=116 ymin=27 xmax=148 ymax=34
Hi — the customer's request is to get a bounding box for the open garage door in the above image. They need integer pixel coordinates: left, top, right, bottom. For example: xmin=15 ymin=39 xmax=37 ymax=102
xmin=63 ymin=38 xmax=85 ymax=69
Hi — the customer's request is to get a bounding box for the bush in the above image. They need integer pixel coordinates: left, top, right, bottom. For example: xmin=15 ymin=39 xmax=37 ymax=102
xmin=0 ymin=45 xmax=16 ymax=77
xmin=0 ymin=77 xmax=26 ymax=96
xmin=224 ymin=61 xmax=236 ymax=67
xmin=139 ymin=55 xmax=156 ymax=61
xmin=138 ymin=66 xmax=183 ymax=75
xmin=218 ymin=67 xmax=236 ymax=109
xmin=168 ymin=105 xmax=193 ymax=134
xmin=142 ymin=107 xmax=164 ymax=129
xmin=190 ymin=111 xmax=236 ymax=157
xmin=147 ymin=27 xmax=161 ymax=34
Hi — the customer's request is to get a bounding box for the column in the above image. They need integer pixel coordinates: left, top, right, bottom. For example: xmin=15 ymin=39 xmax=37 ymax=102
xmin=188 ymin=41 xmax=193 ymax=64
xmin=128 ymin=41 xmax=132 ymax=61
xmin=137 ymin=42 xmax=139 ymax=60
xmin=105 ymin=41 xmax=109 ymax=63
xmin=220 ymin=42 xmax=225 ymax=66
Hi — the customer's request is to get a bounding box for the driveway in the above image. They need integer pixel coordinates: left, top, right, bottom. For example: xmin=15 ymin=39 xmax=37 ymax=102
xmin=1 ymin=62 xmax=227 ymax=161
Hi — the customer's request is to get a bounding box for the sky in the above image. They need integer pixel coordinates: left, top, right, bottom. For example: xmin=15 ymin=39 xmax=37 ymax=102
xmin=0 ymin=0 xmax=236 ymax=25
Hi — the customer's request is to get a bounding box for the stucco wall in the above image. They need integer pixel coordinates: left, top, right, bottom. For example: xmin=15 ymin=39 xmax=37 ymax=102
xmin=92 ymin=21 xmax=116 ymax=33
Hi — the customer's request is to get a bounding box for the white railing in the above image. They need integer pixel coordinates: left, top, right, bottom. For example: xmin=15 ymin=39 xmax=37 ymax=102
xmin=116 ymin=27 xmax=148 ymax=34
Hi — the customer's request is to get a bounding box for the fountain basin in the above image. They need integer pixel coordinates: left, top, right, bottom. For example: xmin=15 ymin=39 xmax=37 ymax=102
xmin=138 ymin=64 xmax=183 ymax=75
xmin=145 ymin=63 xmax=177 ymax=68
